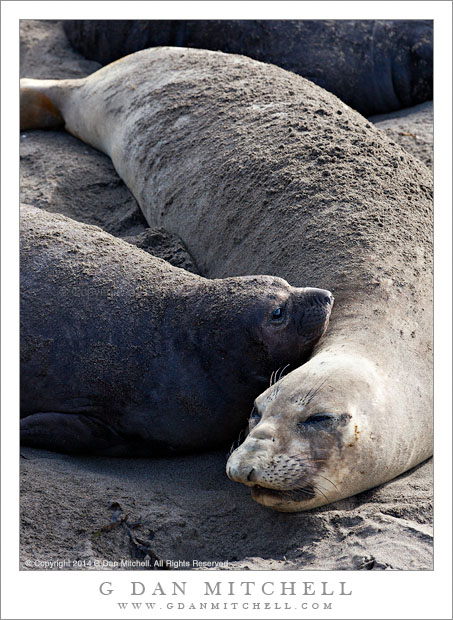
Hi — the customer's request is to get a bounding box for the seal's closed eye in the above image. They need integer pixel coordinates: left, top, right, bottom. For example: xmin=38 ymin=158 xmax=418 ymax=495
xmin=305 ymin=413 xmax=334 ymax=424
xmin=298 ymin=413 xmax=339 ymax=432
xmin=299 ymin=413 xmax=351 ymax=431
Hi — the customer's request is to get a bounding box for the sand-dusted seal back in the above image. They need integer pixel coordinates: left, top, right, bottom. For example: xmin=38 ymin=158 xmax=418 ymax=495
xmin=20 ymin=205 xmax=333 ymax=456
xmin=20 ymin=47 xmax=432 ymax=506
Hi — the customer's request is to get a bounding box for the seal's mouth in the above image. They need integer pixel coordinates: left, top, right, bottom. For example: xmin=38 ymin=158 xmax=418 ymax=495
xmin=251 ymin=484 xmax=316 ymax=505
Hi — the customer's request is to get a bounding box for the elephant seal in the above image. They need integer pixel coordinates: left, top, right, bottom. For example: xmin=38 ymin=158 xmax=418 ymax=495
xmin=63 ymin=19 xmax=433 ymax=116
xmin=20 ymin=47 xmax=432 ymax=506
xmin=20 ymin=205 xmax=333 ymax=456
xmin=226 ymin=348 xmax=433 ymax=512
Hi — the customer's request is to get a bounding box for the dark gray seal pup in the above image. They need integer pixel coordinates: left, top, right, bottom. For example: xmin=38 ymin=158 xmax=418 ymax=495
xmin=19 ymin=47 xmax=432 ymax=508
xmin=63 ymin=19 xmax=433 ymax=115
xmin=20 ymin=205 xmax=333 ymax=456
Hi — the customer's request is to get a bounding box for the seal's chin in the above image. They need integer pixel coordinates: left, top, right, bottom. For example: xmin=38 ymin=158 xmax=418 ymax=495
xmin=250 ymin=484 xmax=315 ymax=508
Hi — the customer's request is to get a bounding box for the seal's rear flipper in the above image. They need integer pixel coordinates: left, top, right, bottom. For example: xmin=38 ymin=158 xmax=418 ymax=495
xmin=20 ymin=78 xmax=65 ymax=130
xmin=20 ymin=412 xmax=124 ymax=455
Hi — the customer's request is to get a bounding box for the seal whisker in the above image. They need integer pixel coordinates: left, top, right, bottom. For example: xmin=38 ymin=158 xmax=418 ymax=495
xmin=227 ymin=442 xmax=235 ymax=458
xmin=297 ymin=373 xmax=334 ymax=407
xmin=277 ymin=363 xmax=290 ymax=383
xmin=284 ymin=453 xmax=330 ymax=461
xmin=306 ymin=376 xmax=329 ymax=404
xmin=316 ymin=473 xmax=339 ymax=491
xmin=287 ymin=478 xmax=330 ymax=502
xmin=280 ymin=486 xmax=314 ymax=498
xmin=312 ymin=484 xmax=329 ymax=502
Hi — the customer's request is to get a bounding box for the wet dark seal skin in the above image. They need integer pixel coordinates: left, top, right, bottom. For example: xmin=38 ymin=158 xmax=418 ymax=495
xmin=63 ymin=19 xmax=432 ymax=116
xmin=20 ymin=206 xmax=333 ymax=456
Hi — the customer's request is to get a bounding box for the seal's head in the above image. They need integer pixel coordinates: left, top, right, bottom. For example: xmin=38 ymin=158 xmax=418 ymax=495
xmin=226 ymin=352 xmax=386 ymax=511
xmin=223 ymin=276 xmax=334 ymax=372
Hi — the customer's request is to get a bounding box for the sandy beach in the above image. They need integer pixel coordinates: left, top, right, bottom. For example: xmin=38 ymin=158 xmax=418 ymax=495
xmin=20 ymin=20 xmax=433 ymax=571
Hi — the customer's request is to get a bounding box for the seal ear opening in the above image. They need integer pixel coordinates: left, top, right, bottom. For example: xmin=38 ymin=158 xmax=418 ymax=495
xmin=20 ymin=78 xmax=65 ymax=130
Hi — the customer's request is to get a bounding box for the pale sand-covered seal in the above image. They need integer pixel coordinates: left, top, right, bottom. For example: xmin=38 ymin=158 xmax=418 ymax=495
xmin=20 ymin=47 xmax=432 ymax=505
xmin=20 ymin=205 xmax=332 ymax=456
xmin=226 ymin=346 xmax=432 ymax=511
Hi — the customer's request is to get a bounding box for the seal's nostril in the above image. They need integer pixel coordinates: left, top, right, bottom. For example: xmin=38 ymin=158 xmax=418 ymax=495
xmin=318 ymin=291 xmax=333 ymax=305
xmin=313 ymin=293 xmax=330 ymax=305
xmin=247 ymin=468 xmax=255 ymax=482
xmin=305 ymin=288 xmax=333 ymax=306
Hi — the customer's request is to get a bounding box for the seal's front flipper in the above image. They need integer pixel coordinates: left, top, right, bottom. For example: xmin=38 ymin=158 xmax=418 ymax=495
xmin=20 ymin=412 xmax=124 ymax=455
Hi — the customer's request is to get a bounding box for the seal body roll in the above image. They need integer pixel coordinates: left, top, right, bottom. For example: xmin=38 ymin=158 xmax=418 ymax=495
xmin=20 ymin=206 xmax=333 ymax=456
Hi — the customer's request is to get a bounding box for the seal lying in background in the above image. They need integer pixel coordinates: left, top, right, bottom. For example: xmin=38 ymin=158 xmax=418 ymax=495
xmin=20 ymin=205 xmax=332 ymax=456
xmin=20 ymin=47 xmax=432 ymax=507
xmin=63 ymin=19 xmax=433 ymax=116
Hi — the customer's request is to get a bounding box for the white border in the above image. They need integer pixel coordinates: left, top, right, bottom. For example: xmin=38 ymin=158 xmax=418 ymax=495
xmin=2 ymin=2 xmax=452 ymax=619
